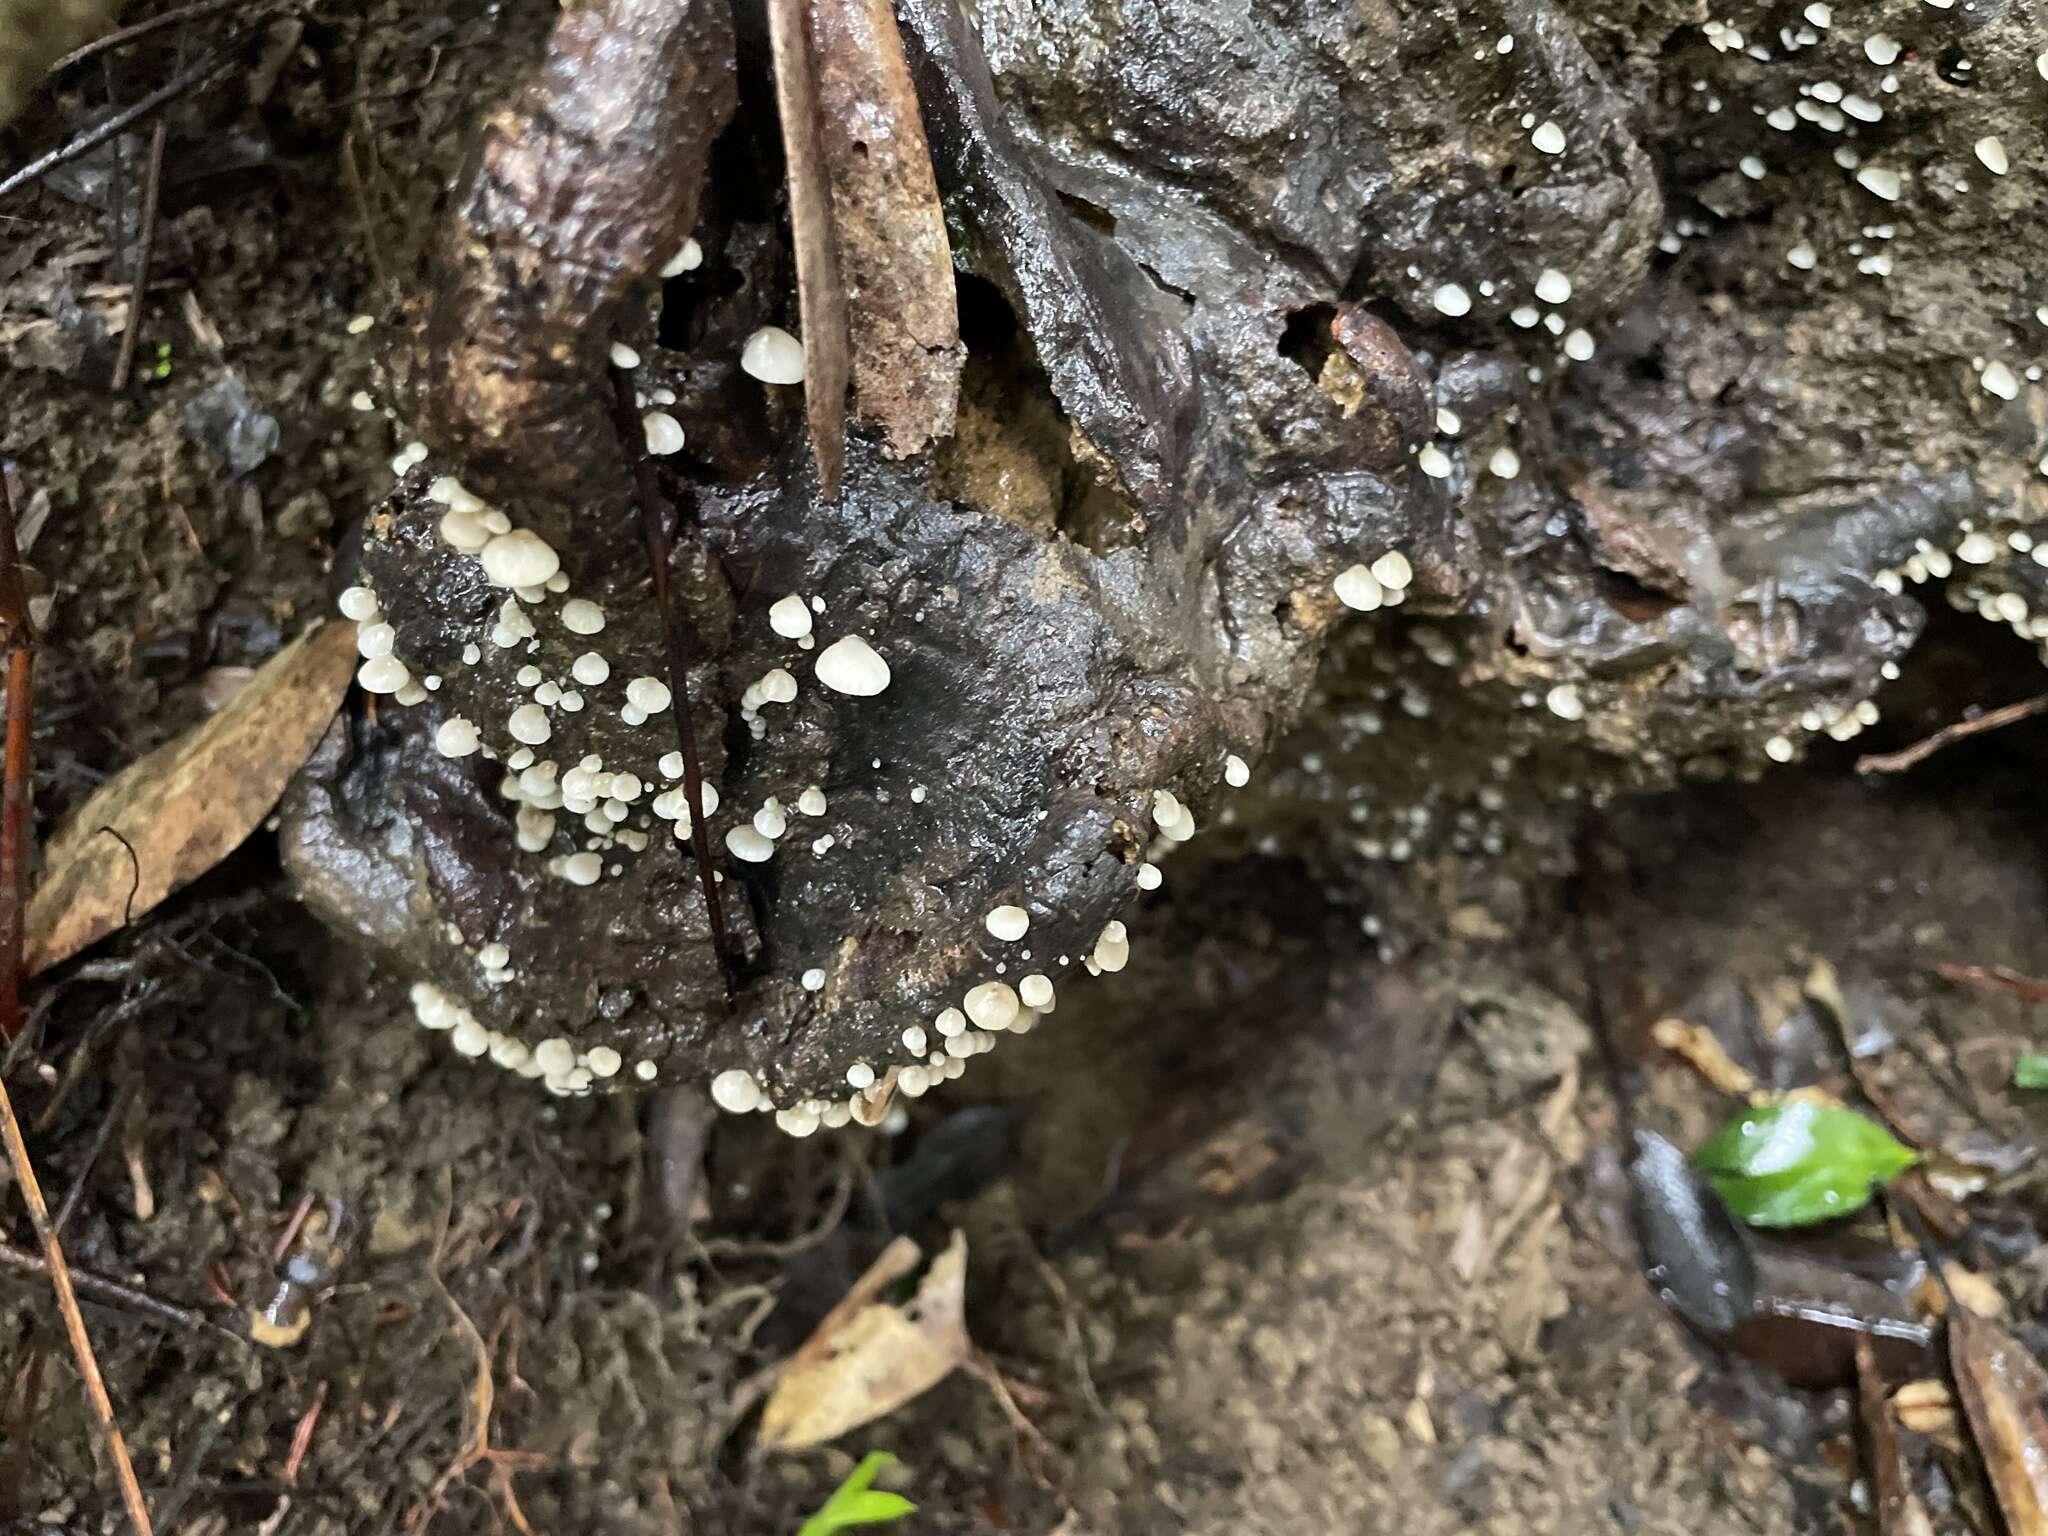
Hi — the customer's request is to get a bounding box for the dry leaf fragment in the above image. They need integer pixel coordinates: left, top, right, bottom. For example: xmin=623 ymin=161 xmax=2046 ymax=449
xmin=759 ymin=1230 xmax=971 ymax=1450
xmin=1948 ymin=1307 xmax=2048 ymax=1536
xmin=25 ymin=621 xmax=357 ymax=973
xmin=766 ymin=0 xmax=851 ymax=500
xmin=810 ymin=0 xmax=963 ymax=459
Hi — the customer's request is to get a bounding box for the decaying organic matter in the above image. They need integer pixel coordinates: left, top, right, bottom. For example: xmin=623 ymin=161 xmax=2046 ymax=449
xmin=279 ymin=0 xmax=2048 ymax=1127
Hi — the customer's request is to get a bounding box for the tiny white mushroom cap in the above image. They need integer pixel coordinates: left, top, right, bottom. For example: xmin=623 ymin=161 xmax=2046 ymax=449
xmin=561 ymin=599 xmax=606 ymax=635
xmin=1976 ymin=137 xmax=2010 ymax=176
xmin=508 ymin=704 xmax=552 ymax=745
xmin=1545 ymin=683 xmax=1586 ymax=721
xmin=357 ymin=622 xmax=396 ymax=658
xmin=725 ymin=825 xmax=776 ymax=862
xmin=1370 ymin=550 xmax=1413 ymax=590
xmin=560 ymin=852 xmax=602 ymax=885
xmin=797 ymin=786 xmax=828 ymax=816
xmin=572 ymin=653 xmax=610 ymax=686
xmin=769 ymin=594 xmax=814 ymax=638
xmin=1224 ymin=754 xmax=1251 ymax=788
xmin=1982 ymin=361 xmax=2021 ymax=401
xmin=985 ymin=905 xmax=1030 ymax=941
xmin=643 ymin=412 xmax=686 ymax=456
xmin=711 ymin=1068 xmax=762 ymax=1112
xmin=964 ymin=981 xmax=1021 ymax=1031
xmin=846 ymin=1062 xmax=875 ymax=1089
xmin=1531 ymin=120 xmax=1566 ymax=154
xmin=435 ymin=718 xmax=481 ymax=758
xmin=815 ymin=635 xmax=891 ymax=696
xmin=626 ymin=676 xmax=672 ymax=712
xmin=661 ymin=238 xmax=703 ymax=277
xmin=1489 ymin=446 xmax=1522 ymax=480
xmin=609 ymin=342 xmax=641 ymax=370
xmin=1334 ymin=564 xmax=1384 ymax=612
xmin=358 ymin=656 xmax=410 ymax=694
xmin=1019 ymin=973 xmax=1056 ymax=1010
xmin=1093 ymin=925 xmax=1131 ymax=972
xmin=1432 ymin=283 xmax=1472 ymax=317
xmin=776 ymin=1104 xmax=822 ymax=1137
xmin=742 ymin=326 xmax=807 ymax=384
xmin=1534 ymin=268 xmax=1572 ymax=304
xmin=339 ymin=585 xmax=380 ymax=621
xmin=480 ymin=530 xmax=561 ymax=588
xmin=587 ymin=1046 xmax=622 ymax=1078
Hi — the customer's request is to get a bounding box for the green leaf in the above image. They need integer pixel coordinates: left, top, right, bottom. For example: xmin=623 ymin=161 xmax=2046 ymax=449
xmin=2015 ymin=1056 xmax=2048 ymax=1089
xmin=1693 ymin=1099 xmax=1918 ymax=1228
xmin=797 ymin=1452 xmax=917 ymax=1536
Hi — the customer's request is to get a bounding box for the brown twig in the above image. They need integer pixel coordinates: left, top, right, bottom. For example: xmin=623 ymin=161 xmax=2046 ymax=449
xmin=0 ymin=469 xmax=153 ymax=1533
xmin=110 ymin=120 xmax=168 ymax=393
xmin=0 ymin=1087 xmax=155 ymax=1533
xmin=1934 ymin=960 xmax=2048 ymax=1005
xmin=607 ymin=365 xmax=730 ymax=977
xmin=1856 ymin=693 xmax=2048 ymax=775
xmin=0 ymin=53 xmax=227 ymax=202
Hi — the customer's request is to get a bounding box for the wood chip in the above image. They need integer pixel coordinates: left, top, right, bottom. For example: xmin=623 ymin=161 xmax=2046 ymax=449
xmin=25 ymin=621 xmax=357 ymax=973
xmin=758 ymin=1231 xmax=972 ymax=1450
xmin=766 ymin=0 xmax=851 ymax=500
xmin=1891 ymin=1378 xmax=1959 ymax=1439
xmin=1949 ymin=1307 xmax=2048 ymax=1536
xmin=1651 ymin=1016 xmax=1756 ymax=1096
xmin=810 ymin=0 xmax=963 ymax=459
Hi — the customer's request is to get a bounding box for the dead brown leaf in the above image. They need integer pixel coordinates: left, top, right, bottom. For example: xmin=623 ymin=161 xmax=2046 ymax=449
xmin=810 ymin=0 xmax=962 ymax=460
xmin=1949 ymin=1307 xmax=2048 ymax=1536
xmin=25 ymin=621 xmax=356 ymax=973
xmin=758 ymin=1230 xmax=971 ymax=1451
xmin=765 ymin=0 xmax=851 ymax=500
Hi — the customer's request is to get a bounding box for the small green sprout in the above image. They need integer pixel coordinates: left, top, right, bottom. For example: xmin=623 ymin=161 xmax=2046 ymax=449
xmin=2014 ymin=1055 xmax=2048 ymax=1090
xmin=1693 ymin=1099 xmax=1918 ymax=1228
xmin=797 ymin=1451 xmax=916 ymax=1536
xmin=151 ymin=342 xmax=173 ymax=381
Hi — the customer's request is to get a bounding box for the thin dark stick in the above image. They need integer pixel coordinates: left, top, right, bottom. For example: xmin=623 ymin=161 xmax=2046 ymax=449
xmin=53 ymin=1080 xmax=136 ymax=1236
xmin=110 ymin=120 xmax=168 ymax=393
xmin=53 ymin=0 xmax=245 ymax=71
xmin=0 ymin=1241 xmax=242 ymax=1342
xmin=1856 ymin=693 xmax=2048 ymax=775
xmin=0 ymin=53 xmax=224 ymax=202
xmin=608 ymin=367 xmax=731 ymax=978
